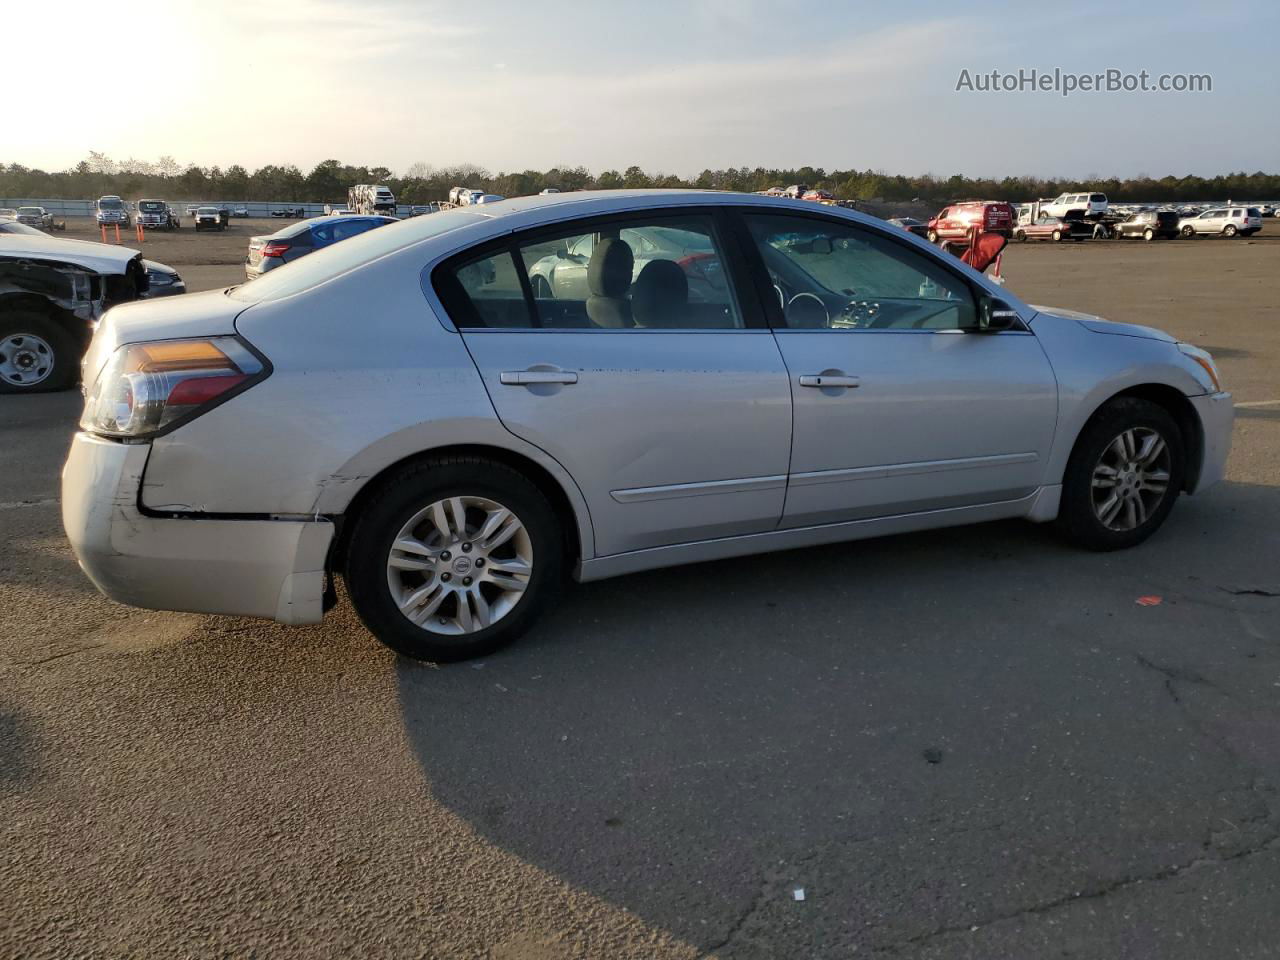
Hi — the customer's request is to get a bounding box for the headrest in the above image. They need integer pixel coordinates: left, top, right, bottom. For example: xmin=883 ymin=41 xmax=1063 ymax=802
xmin=631 ymin=259 xmax=689 ymax=327
xmin=587 ymin=238 xmax=634 ymax=297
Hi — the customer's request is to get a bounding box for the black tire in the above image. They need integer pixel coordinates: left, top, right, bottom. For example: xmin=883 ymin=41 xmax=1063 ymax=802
xmin=1181 ymin=225 xmax=1195 ymax=238
xmin=344 ymin=456 xmax=565 ymax=662
xmin=1113 ymin=228 xmax=1124 ymax=240
xmin=1055 ymin=397 xmax=1185 ymax=551
xmin=1143 ymin=228 xmax=1155 ymax=241
xmin=1015 ymin=229 xmax=1026 ymax=242
xmin=0 ymin=311 xmax=80 ymax=394
xmin=1223 ymin=224 xmax=1238 ymax=237
xmin=1052 ymin=229 xmax=1063 ymax=241
xmin=926 ymin=230 xmax=938 ymax=244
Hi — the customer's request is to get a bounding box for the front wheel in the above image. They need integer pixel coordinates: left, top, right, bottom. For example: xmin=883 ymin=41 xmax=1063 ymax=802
xmin=344 ymin=456 xmax=564 ymax=662
xmin=0 ymin=312 xmax=79 ymax=394
xmin=1052 ymin=229 xmax=1063 ymax=241
xmin=1055 ymin=398 xmax=1185 ymax=551
xmin=1014 ymin=230 xmax=1027 ymax=242
xmin=1223 ymin=224 xmax=1238 ymax=237
xmin=1143 ymin=228 xmax=1155 ymax=241
xmin=926 ymin=230 xmax=938 ymax=244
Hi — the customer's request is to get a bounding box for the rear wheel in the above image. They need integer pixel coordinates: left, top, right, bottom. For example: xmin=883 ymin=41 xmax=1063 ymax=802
xmin=1052 ymin=229 xmax=1063 ymax=241
xmin=1181 ymin=225 xmax=1195 ymax=238
xmin=344 ymin=457 xmax=564 ymax=662
xmin=1055 ymin=398 xmax=1185 ymax=551
xmin=0 ymin=312 xmax=79 ymax=394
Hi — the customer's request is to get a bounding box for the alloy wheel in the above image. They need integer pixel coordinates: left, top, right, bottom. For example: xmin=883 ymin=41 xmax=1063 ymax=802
xmin=1091 ymin=427 xmax=1172 ymax=531
xmin=385 ymin=495 xmax=533 ymax=636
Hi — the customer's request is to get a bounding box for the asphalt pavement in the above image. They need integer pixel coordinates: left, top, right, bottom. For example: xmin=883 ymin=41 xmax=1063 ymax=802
xmin=2 ymin=241 xmax=1279 ymax=958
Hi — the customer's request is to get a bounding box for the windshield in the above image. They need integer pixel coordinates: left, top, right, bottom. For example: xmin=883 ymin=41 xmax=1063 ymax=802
xmin=17 ymin=207 xmax=40 ymax=215
xmin=198 ymin=207 xmax=218 ymax=213
xmin=139 ymin=201 xmax=164 ymax=211
xmin=98 ymin=198 xmax=123 ymax=210
xmin=231 ymin=209 xmax=483 ymax=303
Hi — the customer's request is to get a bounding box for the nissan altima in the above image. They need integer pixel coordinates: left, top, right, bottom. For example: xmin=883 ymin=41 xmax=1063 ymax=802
xmin=62 ymin=190 xmax=1233 ymax=662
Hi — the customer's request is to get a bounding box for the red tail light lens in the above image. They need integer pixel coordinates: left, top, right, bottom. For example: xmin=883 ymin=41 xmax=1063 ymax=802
xmin=81 ymin=337 xmax=268 ymax=439
xmin=259 ymin=241 xmax=291 ymax=258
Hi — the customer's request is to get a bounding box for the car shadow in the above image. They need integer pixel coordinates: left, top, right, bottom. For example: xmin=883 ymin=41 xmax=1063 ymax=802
xmin=394 ymin=480 xmax=1280 ymax=953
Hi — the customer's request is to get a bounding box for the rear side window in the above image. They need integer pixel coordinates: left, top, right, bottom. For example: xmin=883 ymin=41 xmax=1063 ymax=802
xmin=440 ymin=213 xmax=743 ymax=330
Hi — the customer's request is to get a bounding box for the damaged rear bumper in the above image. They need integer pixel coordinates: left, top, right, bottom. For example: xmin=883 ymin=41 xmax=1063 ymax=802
xmin=61 ymin=432 xmax=333 ymax=625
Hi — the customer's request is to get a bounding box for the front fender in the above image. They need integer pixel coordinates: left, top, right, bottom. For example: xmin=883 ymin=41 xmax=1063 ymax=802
xmin=1030 ymin=311 xmax=1207 ymax=485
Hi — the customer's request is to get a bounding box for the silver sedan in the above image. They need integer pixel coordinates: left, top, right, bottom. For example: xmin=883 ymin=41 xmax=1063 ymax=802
xmin=62 ymin=190 xmax=1233 ymax=662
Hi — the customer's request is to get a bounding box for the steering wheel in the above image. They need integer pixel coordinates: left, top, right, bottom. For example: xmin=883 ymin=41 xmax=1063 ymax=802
xmin=785 ymin=292 xmax=830 ymax=328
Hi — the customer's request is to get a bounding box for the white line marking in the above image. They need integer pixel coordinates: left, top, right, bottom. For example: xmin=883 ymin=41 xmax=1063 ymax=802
xmin=1235 ymin=400 xmax=1280 ymax=408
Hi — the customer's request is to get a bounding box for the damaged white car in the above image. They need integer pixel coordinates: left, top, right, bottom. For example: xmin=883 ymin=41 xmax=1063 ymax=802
xmin=0 ymin=233 xmax=176 ymax=392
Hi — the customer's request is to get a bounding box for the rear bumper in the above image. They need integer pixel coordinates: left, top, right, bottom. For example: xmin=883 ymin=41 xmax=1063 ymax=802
xmin=1190 ymin=391 xmax=1233 ymax=493
xmin=61 ymin=433 xmax=333 ymax=625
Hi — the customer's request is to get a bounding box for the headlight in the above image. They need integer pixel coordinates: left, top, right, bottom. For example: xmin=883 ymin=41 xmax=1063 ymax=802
xmin=80 ymin=337 xmax=267 ymax=439
xmin=1177 ymin=342 xmax=1222 ymax=393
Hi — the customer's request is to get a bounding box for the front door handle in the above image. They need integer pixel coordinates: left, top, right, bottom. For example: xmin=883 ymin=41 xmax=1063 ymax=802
xmin=799 ymin=374 xmax=859 ymax=388
xmin=499 ymin=370 xmax=579 ymax=386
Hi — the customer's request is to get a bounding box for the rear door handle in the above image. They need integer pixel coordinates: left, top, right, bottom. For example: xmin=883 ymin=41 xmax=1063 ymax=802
xmin=499 ymin=370 xmax=579 ymax=385
xmin=799 ymin=374 xmax=860 ymax=388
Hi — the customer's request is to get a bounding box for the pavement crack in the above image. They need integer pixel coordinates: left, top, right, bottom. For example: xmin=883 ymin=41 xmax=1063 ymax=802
xmin=1220 ymin=586 xmax=1280 ymax=598
xmin=21 ymin=642 xmax=111 ymax=666
xmin=872 ymin=834 xmax=1280 ymax=955
xmin=1133 ymin=653 xmax=1212 ymax=704
xmin=697 ymin=880 xmax=771 ymax=959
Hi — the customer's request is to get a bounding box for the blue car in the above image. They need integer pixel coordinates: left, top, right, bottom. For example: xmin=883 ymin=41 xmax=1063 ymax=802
xmin=245 ymin=214 xmax=397 ymax=280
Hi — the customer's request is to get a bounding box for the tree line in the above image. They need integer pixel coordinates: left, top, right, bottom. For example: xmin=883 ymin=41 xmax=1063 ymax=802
xmin=3 ymin=153 xmax=1279 ymax=204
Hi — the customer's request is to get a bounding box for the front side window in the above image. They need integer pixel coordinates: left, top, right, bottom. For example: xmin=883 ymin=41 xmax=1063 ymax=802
xmin=443 ymin=213 xmax=743 ymax=330
xmin=743 ymin=213 xmax=977 ymax=331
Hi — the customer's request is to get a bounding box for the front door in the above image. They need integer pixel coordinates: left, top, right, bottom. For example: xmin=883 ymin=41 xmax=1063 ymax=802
xmin=437 ymin=209 xmax=793 ymax=556
xmin=738 ymin=211 xmax=1059 ymax=527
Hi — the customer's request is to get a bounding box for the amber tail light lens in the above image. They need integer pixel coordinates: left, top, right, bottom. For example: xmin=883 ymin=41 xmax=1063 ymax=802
xmin=80 ymin=337 xmax=268 ymax=439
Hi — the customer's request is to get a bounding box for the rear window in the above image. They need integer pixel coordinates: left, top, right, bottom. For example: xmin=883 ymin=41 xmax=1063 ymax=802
xmin=1248 ymin=208 xmax=1261 ymax=217
xmin=1089 ymin=194 xmax=1106 ymax=202
xmin=230 ymin=209 xmax=483 ymax=303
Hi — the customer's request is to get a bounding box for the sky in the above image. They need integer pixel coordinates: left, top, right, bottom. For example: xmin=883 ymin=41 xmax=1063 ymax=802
xmin=9 ymin=0 xmax=1279 ymax=179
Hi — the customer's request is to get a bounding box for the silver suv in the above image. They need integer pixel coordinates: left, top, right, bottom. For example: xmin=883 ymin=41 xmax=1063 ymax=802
xmin=62 ymin=190 xmax=1233 ymax=662
xmin=1178 ymin=206 xmax=1263 ymax=237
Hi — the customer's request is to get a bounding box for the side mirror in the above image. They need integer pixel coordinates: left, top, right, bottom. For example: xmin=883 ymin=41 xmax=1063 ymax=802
xmin=974 ymin=296 xmax=1019 ymax=332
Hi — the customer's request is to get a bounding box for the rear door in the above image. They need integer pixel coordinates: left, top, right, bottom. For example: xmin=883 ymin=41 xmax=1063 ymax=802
xmin=435 ymin=209 xmax=794 ymax=556
xmin=734 ymin=209 xmax=1058 ymax=527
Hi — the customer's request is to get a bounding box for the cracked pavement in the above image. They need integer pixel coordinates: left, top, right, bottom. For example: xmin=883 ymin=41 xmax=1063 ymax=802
xmin=2 ymin=241 xmax=1279 ymax=958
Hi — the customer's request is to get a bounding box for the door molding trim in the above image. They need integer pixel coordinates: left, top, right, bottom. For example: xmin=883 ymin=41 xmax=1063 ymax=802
xmin=577 ymin=490 xmax=1040 ymax=582
xmin=790 ymin=452 xmax=1038 ymax=488
xmin=611 ymin=474 xmax=787 ymax=504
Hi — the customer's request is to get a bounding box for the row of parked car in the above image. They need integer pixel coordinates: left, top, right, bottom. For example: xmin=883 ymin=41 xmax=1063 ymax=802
xmin=887 ymin=196 xmax=1267 ymax=244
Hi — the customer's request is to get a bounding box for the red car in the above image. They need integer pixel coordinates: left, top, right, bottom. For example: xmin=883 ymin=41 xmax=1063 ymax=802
xmin=926 ymin=201 xmax=1015 ymax=242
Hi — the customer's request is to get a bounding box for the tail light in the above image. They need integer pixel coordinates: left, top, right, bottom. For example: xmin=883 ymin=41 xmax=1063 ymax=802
xmin=80 ymin=337 xmax=268 ymax=439
xmin=259 ymin=242 xmax=290 ymax=258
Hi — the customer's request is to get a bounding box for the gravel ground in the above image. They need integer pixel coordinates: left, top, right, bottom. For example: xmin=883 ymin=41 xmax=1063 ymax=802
xmin=2 ymin=234 xmax=1279 ymax=958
